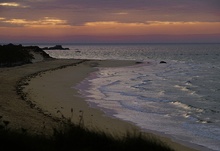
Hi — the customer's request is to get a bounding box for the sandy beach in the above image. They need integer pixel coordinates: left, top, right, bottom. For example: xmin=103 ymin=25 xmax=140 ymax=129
xmin=0 ymin=58 xmax=199 ymax=151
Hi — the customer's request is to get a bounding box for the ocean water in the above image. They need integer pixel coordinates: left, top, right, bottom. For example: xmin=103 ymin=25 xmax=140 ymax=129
xmin=44 ymin=44 xmax=220 ymax=151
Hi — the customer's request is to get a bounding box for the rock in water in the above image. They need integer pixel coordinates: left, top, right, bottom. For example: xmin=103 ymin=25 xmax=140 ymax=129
xmin=42 ymin=45 xmax=69 ymax=50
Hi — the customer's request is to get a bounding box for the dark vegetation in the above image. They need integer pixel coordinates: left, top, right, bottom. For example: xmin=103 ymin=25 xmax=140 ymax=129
xmin=0 ymin=116 xmax=174 ymax=151
xmin=0 ymin=43 xmax=51 ymax=67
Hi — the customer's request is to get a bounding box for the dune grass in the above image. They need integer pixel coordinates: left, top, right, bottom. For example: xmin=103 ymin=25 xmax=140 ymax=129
xmin=0 ymin=118 xmax=174 ymax=151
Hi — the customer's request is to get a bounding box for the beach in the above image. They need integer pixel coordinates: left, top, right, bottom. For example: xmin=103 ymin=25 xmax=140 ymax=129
xmin=0 ymin=58 xmax=200 ymax=151
xmin=24 ymin=59 xmax=138 ymax=135
xmin=0 ymin=59 xmax=83 ymax=134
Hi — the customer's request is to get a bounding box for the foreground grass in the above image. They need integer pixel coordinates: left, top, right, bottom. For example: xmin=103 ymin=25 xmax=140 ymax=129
xmin=0 ymin=121 xmax=174 ymax=151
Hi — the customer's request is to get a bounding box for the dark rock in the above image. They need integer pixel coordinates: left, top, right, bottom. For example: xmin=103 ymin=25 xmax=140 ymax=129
xmin=42 ymin=47 xmax=49 ymax=50
xmin=135 ymin=61 xmax=143 ymax=64
xmin=160 ymin=61 xmax=167 ymax=64
xmin=42 ymin=45 xmax=69 ymax=50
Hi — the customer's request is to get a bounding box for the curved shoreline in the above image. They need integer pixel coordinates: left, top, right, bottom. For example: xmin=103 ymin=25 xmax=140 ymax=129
xmin=16 ymin=59 xmax=88 ymax=123
xmin=0 ymin=59 xmax=89 ymax=135
xmin=0 ymin=58 xmax=199 ymax=150
xmin=23 ymin=59 xmax=140 ymax=135
xmin=23 ymin=59 xmax=200 ymax=151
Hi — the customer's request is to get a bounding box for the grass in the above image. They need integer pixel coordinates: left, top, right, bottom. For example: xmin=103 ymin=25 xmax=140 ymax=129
xmin=0 ymin=117 xmax=174 ymax=151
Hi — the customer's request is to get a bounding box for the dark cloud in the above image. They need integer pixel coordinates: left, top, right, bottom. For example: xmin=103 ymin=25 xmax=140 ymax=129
xmin=58 ymin=0 xmax=220 ymax=12
xmin=0 ymin=0 xmax=219 ymax=27
xmin=1 ymin=0 xmax=219 ymax=11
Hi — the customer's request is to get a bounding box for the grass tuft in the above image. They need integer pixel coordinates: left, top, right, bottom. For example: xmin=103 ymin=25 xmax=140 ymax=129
xmin=0 ymin=118 xmax=174 ymax=151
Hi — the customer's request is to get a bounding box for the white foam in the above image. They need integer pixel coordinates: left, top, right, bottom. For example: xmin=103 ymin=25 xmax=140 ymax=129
xmin=67 ymin=43 xmax=220 ymax=151
xmin=171 ymin=101 xmax=191 ymax=110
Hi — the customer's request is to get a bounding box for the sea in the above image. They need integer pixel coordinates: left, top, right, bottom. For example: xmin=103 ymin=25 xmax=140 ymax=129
xmin=42 ymin=43 xmax=220 ymax=151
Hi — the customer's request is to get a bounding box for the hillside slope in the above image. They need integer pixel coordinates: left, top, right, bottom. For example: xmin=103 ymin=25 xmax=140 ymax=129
xmin=0 ymin=44 xmax=53 ymax=67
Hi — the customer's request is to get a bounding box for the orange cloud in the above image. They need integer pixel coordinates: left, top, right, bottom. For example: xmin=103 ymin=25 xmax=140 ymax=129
xmin=84 ymin=21 xmax=145 ymax=26
xmin=82 ymin=21 xmax=220 ymax=35
xmin=113 ymin=12 xmax=128 ymax=15
xmin=0 ymin=2 xmax=20 ymax=7
xmin=0 ymin=2 xmax=28 ymax=8
xmin=2 ymin=17 xmax=68 ymax=27
xmin=0 ymin=20 xmax=219 ymax=41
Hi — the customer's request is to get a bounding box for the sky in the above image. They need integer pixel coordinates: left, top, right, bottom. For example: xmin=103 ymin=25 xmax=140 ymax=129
xmin=0 ymin=0 xmax=220 ymax=43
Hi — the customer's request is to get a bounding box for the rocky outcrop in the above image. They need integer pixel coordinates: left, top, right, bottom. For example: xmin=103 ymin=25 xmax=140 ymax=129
xmin=159 ymin=61 xmax=167 ymax=64
xmin=0 ymin=44 xmax=53 ymax=67
xmin=42 ymin=45 xmax=69 ymax=50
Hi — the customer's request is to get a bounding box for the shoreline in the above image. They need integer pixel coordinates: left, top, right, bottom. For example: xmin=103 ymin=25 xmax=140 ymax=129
xmin=23 ymin=59 xmax=200 ymax=151
xmin=23 ymin=59 xmax=141 ymax=135
xmin=0 ymin=58 xmax=200 ymax=151
xmin=0 ymin=59 xmax=89 ymax=135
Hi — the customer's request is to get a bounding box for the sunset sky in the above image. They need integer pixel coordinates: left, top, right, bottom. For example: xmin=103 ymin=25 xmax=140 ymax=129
xmin=0 ymin=0 xmax=220 ymax=43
